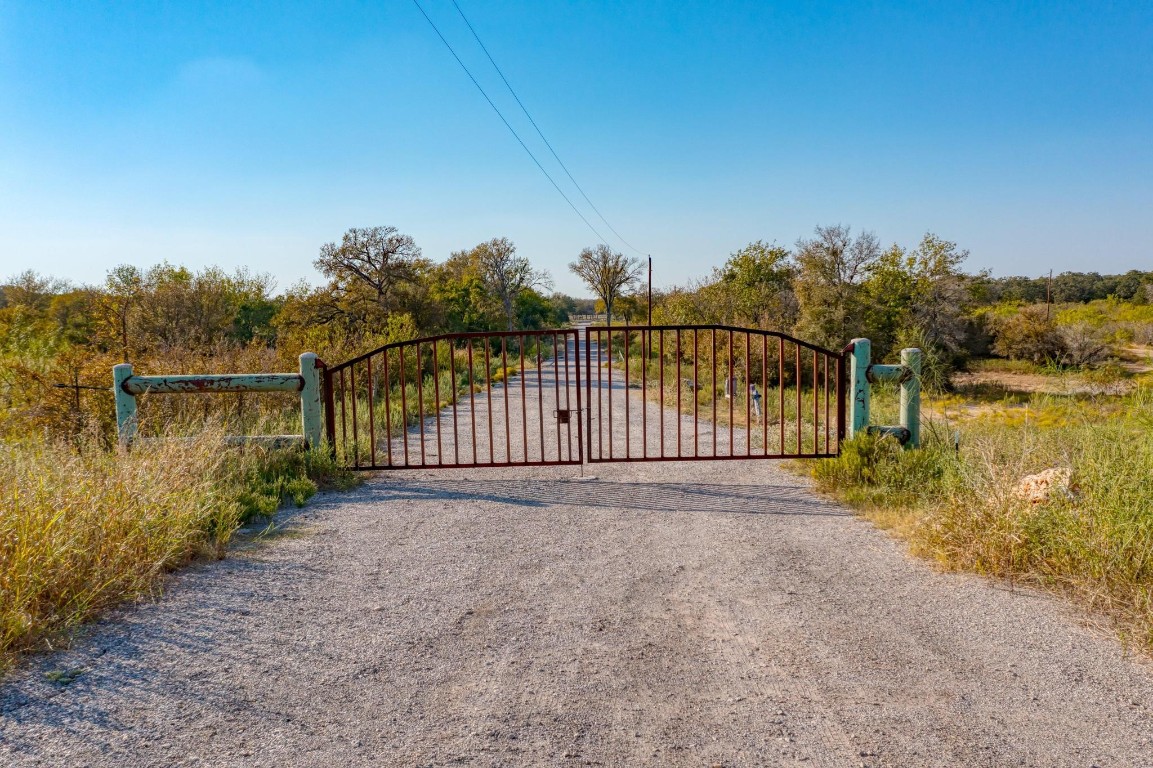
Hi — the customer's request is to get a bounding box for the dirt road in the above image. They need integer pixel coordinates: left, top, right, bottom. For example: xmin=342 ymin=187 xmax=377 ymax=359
xmin=2 ymin=333 xmax=1152 ymax=766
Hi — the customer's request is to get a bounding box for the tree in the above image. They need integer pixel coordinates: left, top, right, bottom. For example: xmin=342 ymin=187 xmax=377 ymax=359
xmin=471 ymin=237 xmax=551 ymax=331
xmin=99 ymin=265 xmax=144 ymax=359
xmin=313 ymin=226 xmax=426 ymax=326
xmin=711 ymin=241 xmax=797 ymax=329
xmin=568 ymin=245 xmax=643 ymax=326
xmin=793 ymin=225 xmax=880 ymax=349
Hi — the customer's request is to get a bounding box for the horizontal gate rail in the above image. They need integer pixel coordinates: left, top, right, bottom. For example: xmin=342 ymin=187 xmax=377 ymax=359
xmin=325 ymin=329 xmax=582 ymax=470
xmin=112 ymin=353 xmax=324 ymax=448
xmin=584 ymin=324 xmax=845 ymax=463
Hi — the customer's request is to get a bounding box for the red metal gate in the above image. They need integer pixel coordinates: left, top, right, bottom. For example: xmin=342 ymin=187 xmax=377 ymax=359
xmin=324 ymin=325 xmax=844 ymax=469
xmin=324 ymin=329 xmax=582 ymax=470
xmin=584 ymin=325 xmax=845 ymax=462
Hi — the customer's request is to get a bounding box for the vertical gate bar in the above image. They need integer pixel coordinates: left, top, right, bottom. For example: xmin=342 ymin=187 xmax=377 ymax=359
xmin=484 ymin=338 xmax=494 ymax=464
xmin=520 ymin=334 xmax=528 ymax=463
xmin=673 ymin=327 xmax=677 ymax=454
xmin=705 ymin=327 xmax=714 ymax=454
xmin=693 ymin=329 xmax=699 ymax=457
xmin=607 ymin=329 xmax=613 ymax=459
xmin=366 ymin=355 xmax=377 ymax=467
xmin=795 ymin=342 xmax=802 ymax=456
xmin=552 ymin=333 xmax=562 ymax=462
xmin=641 ymin=328 xmax=647 ymax=458
xmin=839 ymin=350 xmax=848 ymax=445
xmin=659 ymin=329 xmax=665 ymax=459
xmin=778 ymin=336 xmax=785 ymax=454
xmin=585 ymin=328 xmax=593 ymax=462
xmin=641 ymin=327 xmax=650 ymax=454
xmin=350 ymin=365 xmax=360 ymax=467
xmin=339 ymin=367 xmax=348 ymax=464
xmin=451 ymin=341 xmax=460 ymax=465
xmin=597 ymin=330 xmax=603 ymax=461
xmin=538 ymin=336 xmax=546 ymax=461
xmin=728 ymin=329 xmax=734 ymax=457
xmin=401 ymin=345 xmax=410 ymax=463
xmin=824 ymin=353 xmax=830 ymax=455
xmin=416 ymin=343 xmax=426 ymax=466
xmin=383 ymin=351 xmax=393 ymax=467
xmin=761 ymin=334 xmax=768 ymax=456
xmin=467 ymin=343 xmax=477 ymax=464
xmin=624 ymin=328 xmax=630 ymax=458
xmin=323 ymin=368 xmax=337 ymax=453
xmin=563 ymin=330 xmax=573 ymax=462
xmin=501 ymin=337 xmax=511 ymax=463
xmin=813 ymin=349 xmax=819 ymax=455
xmin=574 ymin=331 xmax=584 ymax=464
xmin=745 ymin=332 xmax=751 ymax=457
xmin=433 ymin=340 xmax=443 ymax=466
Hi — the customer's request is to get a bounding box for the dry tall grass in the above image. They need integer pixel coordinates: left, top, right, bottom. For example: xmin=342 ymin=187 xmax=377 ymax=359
xmin=0 ymin=427 xmax=354 ymax=673
xmin=811 ymin=382 xmax=1153 ymax=650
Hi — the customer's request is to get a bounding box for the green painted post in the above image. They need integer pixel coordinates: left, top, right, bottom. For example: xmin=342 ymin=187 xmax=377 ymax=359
xmin=113 ymin=363 xmax=137 ymax=446
xmin=900 ymin=347 xmax=921 ymax=449
xmin=299 ymin=353 xmax=322 ymax=449
xmin=848 ymin=337 xmax=871 ymax=440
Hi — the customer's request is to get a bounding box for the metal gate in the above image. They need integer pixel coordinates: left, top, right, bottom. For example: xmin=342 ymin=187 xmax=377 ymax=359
xmin=324 ymin=325 xmax=844 ymax=470
xmin=324 ymin=329 xmax=582 ymax=470
xmin=583 ymin=325 xmax=844 ymax=462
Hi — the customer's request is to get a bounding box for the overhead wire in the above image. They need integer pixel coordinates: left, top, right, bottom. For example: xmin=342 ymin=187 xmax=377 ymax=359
xmin=410 ymin=0 xmax=612 ymax=247
xmin=449 ymin=0 xmax=645 ymax=256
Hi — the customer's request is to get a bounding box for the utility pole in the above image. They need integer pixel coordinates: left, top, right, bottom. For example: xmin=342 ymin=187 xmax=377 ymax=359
xmin=647 ymin=255 xmax=652 ymax=327
xmin=1046 ymin=269 xmax=1053 ymax=320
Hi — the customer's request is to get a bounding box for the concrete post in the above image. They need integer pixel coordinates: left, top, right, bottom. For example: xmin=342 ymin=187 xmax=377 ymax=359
xmin=113 ymin=363 xmax=137 ymax=446
xmin=900 ymin=347 xmax=922 ymax=449
xmin=299 ymin=352 xmax=323 ymax=449
xmin=848 ymin=338 xmax=871 ymax=440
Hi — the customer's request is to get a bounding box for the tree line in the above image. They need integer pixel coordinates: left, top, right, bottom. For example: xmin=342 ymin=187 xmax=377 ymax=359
xmin=2 ymin=222 xmax=1151 ymax=439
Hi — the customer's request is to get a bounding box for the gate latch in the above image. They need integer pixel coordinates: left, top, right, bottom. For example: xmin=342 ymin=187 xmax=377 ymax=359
xmin=554 ymin=409 xmax=571 ymax=424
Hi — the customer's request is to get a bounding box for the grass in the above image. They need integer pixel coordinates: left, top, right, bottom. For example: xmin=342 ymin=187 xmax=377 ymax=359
xmin=0 ymin=427 xmax=358 ymax=674
xmin=808 ymin=382 xmax=1153 ymax=650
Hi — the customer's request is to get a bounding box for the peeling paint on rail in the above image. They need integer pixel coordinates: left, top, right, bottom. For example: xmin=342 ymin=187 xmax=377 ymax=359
xmin=121 ymin=374 xmax=303 ymax=395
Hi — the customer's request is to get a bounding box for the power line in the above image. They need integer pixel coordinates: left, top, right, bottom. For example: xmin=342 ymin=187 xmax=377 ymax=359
xmin=449 ymin=0 xmax=645 ymax=256
xmin=410 ymin=0 xmax=611 ymax=247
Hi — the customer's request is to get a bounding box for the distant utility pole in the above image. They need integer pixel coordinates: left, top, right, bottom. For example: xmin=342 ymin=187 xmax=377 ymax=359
xmin=647 ymin=255 xmax=652 ymax=326
xmin=1046 ymin=269 xmax=1053 ymax=320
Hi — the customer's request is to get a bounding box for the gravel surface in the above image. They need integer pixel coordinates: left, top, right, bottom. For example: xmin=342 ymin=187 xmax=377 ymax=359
xmin=3 ymin=332 xmax=1153 ymax=767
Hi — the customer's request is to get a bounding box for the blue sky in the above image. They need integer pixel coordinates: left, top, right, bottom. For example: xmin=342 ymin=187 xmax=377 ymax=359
xmin=1 ymin=1 xmax=1151 ymax=296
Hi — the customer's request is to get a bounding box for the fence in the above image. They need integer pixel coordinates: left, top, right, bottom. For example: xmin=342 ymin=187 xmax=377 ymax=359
xmin=112 ymin=353 xmax=324 ymax=448
xmin=846 ymin=338 xmax=921 ymax=448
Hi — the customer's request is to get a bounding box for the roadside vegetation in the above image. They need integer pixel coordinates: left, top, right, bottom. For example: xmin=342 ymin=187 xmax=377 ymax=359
xmin=3 ymin=220 xmax=1152 ymax=666
xmin=810 ymin=378 xmax=1153 ymax=649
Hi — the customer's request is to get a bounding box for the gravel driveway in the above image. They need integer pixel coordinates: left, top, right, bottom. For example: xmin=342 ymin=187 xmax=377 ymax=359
xmin=3 ymin=332 xmax=1152 ymax=767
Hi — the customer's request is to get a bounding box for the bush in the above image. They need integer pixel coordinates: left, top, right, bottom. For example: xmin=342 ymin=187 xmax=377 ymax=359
xmin=991 ymin=305 xmax=1066 ymax=363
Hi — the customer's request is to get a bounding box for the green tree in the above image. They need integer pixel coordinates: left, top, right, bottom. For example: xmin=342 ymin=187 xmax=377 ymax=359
xmin=793 ymin=225 xmax=880 ymax=349
xmin=710 ymin=241 xmax=797 ymax=329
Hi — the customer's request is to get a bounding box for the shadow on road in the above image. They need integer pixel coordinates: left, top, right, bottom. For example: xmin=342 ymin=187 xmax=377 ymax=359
xmin=352 ymin=479 xmax=848 ymax=518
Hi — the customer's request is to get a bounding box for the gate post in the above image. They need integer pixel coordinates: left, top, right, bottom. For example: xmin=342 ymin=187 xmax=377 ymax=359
xmin=848 ymin=338 xmax=871 ymax=440
xmin=900 ymin=347 xmax=921 ymax=449
xmin=113 ymin=363 xmax=137 ymax=446
xmin=299 ymin=352 xmax=323 ymax=449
